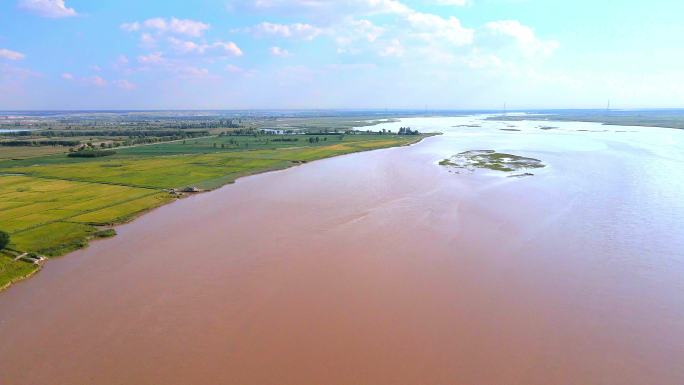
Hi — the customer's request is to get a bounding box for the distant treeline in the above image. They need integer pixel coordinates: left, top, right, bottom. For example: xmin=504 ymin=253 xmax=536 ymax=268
xmin=168 ymin=120 xmax=241 ymax=129
xmin=120 ymin=136 xmax=188 ymax=146
xmin=0 ymin=140 xmax=81 ymax=147
xmin=67 ymin=150 xmax=117 ymax=158
xmin=397 ymin=127 xmax=420 ymax=135
xmin=307 ymin=137 xmax=329 ymax=143
xmin=271 ymin=138 xmax=300 ymax=142
xmin=0 ymin=131 xmax=32 ymax=137
xmin=222 ymin=129 xmax=259 ymax=136
xmin=40 ymin=130 xmax=210 ymax=138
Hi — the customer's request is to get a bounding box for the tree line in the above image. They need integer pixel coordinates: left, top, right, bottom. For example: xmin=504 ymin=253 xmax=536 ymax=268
xmin=0 ymin=140 xmax=81 ymax=147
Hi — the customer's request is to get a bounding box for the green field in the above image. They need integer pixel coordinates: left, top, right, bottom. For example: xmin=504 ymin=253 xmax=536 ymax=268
xmin=0 ymin=133 xmax=426 ymax=289
xmin=0 ymin=146 xmax=69 ymax=160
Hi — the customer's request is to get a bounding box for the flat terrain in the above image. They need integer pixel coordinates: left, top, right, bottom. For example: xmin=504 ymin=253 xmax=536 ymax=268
xmin=0 ymin=146 xmax=68 ymax=160
xmin=2 ymin=116 xmax=682 ymax=385
xmin=0 ymin=133 xmax=425 ymax=289
xmin=489 ymin=109 xmax=684 ymax=130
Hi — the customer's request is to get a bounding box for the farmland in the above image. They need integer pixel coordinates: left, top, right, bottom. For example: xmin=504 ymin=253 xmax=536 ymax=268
xmin=0 ymin=120 xmax=429 ymax=289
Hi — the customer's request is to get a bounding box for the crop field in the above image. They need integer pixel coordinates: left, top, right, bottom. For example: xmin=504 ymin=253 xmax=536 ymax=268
xmin=0 ymin=146 xmax=68 ymax=160
xmin=116 ymin=134 xmax=323 ymax=156
xmin=0 ymin=174 xmax=168 ymax=256
xmin=0 ymin=132 xmax=427 ymax=289
xmin=1 ymin=135 xmax=419 ymax=189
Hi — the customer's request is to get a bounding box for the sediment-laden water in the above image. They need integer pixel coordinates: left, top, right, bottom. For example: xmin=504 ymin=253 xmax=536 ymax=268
xmin=1 ymin=116 xmax=683 ymax=385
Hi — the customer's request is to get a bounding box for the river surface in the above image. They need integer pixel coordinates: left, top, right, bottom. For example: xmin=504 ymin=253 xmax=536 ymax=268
xmin=1 ymin=116 xmax=683 ymax=385
xmin=0 ymin=129 xmax=32 ymax=133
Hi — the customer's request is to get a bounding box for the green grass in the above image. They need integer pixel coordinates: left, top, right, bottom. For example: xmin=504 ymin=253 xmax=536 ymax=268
xmin=70 ymin=193 xmax=174 ymax=224
xmin=0 ymin=133 xmax=427 ymax=290
xmin=0 ymin=175 xmax=160 ymax=232
xmin=0 ymin=146 xmax=68 ymax=160
xmin=0 ymin=251 xmax=39 ymax=290
xmin=10 ymin=222 xmax=97 ymax=256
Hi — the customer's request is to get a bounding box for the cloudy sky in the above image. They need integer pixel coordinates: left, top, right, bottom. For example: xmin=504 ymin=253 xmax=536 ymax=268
xmin=1 ymin=0 xmax=683 ymax=110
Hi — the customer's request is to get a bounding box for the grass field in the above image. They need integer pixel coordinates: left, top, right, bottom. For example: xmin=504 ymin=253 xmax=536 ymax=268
xmin=0 ymin=146 xmax=68 ymax=160
xmin=0 ymin=133 xmax=427 ymax=289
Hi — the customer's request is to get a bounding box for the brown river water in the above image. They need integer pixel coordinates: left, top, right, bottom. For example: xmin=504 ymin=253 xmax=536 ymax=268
xmin=1 ymin=116 xmax=684 ymax=385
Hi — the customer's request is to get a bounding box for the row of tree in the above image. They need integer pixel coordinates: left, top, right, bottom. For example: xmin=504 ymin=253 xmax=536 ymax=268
xmin=0 ymin=230 xmax=8 ymax=251
xmin=0 ymin=140 xmax=80 ymax=147
xmin=397 ymin=127 xmax=420 ymax=135
xmin=40 ymin=130 xmax=209 ymax=138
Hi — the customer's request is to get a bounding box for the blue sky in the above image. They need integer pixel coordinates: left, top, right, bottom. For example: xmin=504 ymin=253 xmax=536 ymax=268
xmin=1 ymin=0 xmax=683 ymax=110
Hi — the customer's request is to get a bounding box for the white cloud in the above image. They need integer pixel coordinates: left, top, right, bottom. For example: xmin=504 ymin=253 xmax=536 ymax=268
xmin=335 ymin=19 xmax=388 ymax=55
xmin=462 ymin=51 xmax=504 ymax=69
xmin=173 ymin=66 xmax=210 ymax=78
xmin=60 ymin=73 xmax=135 ymax=90
xmin=116 ymin=55 xmax=129 ymax=66
xmin=113 ymin=79 xmax=136 ymax=90
xmin=270 ymin=46 xmax=291 ymax=57
xmin=18 ymin=0 xmax=77 ymax=18
xmin=226 ymin=64 xmax=244 ymax=73
xmin=226 ymin=64 xmax=258 ymax=77
xmin=364 ymin=0 xmax=411 ymax=15
xmin=350 ymin=19 xmax=384 ymax=42
xmin=0 ymin=48 xmax=25 ymax=60
xmin=212 ymin=41 xmax=244 ymax=56
xmin=483 ymin=20 xmax=559 ymax=56
xmin=121 ymin=17 xmax=210 ymax=37
xmin=379 ymin=39 xmax=404 ymax=57
xmin=168 ymin=38 xmax=243 ymax=56
xmin=139 ymin=33 xmax=157 ymax=47
xmin=227 ymin=0 xmax=410 ymax=18
xmin=168 ymin=38 xmax=203 ymax=54
xmin=120 ymin=22 xmax=140 ymax=32
xmin=138 ymin=52 xmax=165 ymax=64
xmin=248 ymin=22 xmax=323 ymax=40
xmin=406 ymin=12 xmax=474 ymax=46
xmin=240 ymin=2 xmax=474 ymax=59
xmin=86 ymin=76 xmax=107 ymax=87
xmin=431 ymin=0 xmax=469 ymax=5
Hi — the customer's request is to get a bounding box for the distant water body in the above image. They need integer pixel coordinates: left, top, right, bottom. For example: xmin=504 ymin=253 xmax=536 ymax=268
xmin=1 ymin=116 xmax=683 ymax=385
xmin=0 ymin=129 xmax=32 ymax=133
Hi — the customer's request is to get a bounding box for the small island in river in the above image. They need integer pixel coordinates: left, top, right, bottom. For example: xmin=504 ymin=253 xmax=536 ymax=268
xmin=439 ymin=150 xmax=545 ymax=174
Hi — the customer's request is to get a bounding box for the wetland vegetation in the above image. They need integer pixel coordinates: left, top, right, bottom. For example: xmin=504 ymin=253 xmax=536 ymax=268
xmin=440 ymin=150 xmax=545 ymax=174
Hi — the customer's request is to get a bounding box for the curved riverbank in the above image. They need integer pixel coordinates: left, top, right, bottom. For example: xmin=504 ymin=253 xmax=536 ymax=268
xmin=0 ymin=134 xmax=431 ymax=292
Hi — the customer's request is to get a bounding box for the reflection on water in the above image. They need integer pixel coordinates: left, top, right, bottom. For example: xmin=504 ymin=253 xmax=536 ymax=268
xmin=0 ymin=116 xmax=683 ymax=385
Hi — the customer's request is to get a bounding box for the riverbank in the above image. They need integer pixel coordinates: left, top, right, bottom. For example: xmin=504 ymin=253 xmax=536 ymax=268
xmin=0 ymin=133 xmax=432 ymax=291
